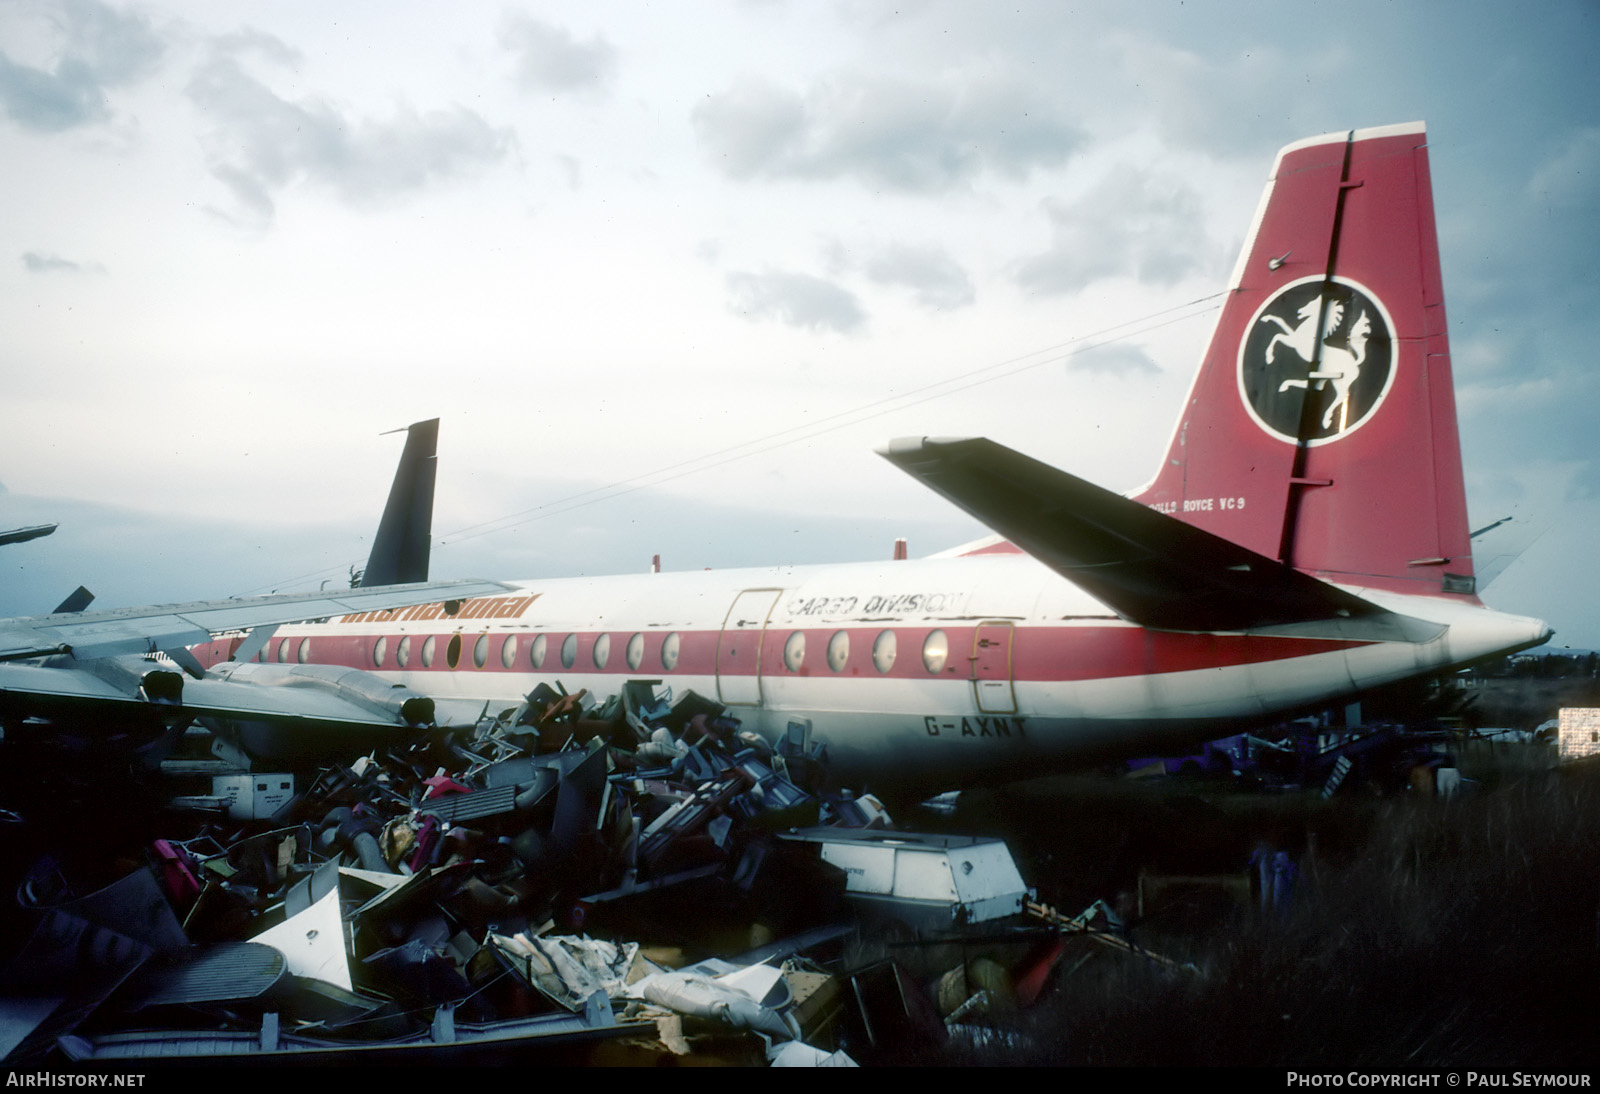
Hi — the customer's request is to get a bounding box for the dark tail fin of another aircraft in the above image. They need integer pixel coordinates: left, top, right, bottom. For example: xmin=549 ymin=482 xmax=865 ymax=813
xmin=1132 ymin=122 xmax=1476 ymax=600
xmin=358 ymin=418 xmax=438 ymax=587
xmin=52 ymin=586 xmax=94 ymax=614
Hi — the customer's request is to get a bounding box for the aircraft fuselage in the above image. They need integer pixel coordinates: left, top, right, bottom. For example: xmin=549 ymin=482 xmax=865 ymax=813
xmin=226 ymin=554 xmax=1548 ymax=789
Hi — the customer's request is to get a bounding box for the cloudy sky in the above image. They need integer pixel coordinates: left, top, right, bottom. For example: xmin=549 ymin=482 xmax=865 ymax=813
xmin=1 ymin=0 xmax=1596 ymax=649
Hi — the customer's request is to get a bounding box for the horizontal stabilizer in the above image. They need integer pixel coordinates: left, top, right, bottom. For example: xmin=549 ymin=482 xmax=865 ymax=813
xmin=879 ymin=436 xmax=1442 ymax=640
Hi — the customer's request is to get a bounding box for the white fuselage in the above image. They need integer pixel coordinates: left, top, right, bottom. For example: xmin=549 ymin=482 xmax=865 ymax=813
xmin=235 ymin=553 xmax=1549 ymax=790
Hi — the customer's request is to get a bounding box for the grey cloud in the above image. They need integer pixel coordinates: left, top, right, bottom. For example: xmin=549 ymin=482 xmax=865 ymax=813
xmin=694 ymin=78 xmax=807 ymax=177
xmin=211 ymin=28 xmax=301 ymax=67
xmin=863 ymin=243 xmax=973 ymax=310
xmin=1015 ymin=166 xmax=1213 ymax=295
xmin=0 ymin=0 xmax=164 ymax=131
xmin=1570 ymin=463 xmax=1600 ymax=503
xmin=1068 ymin=343 xmax=1160 ymax=377
xmin=1460 ymin=367 xmax=1600 ymax=503
xmin=500 ymin=15 xmax=618 ymax=97
xmin=554 ymin=153 xmax=581 ymax=189
xmin=1455 ymin=126 xmax=1600 ymax=312
xmin=1446 ymin=125 xmax=1600 ymax=502
xmin=693 ymin=71 xmax=1082 ymax=192
xmin=1522 ymin=127 xmax=1600 ymax=292
xmin=1526 ymin=127 xmax=1600 ymax=208
xmin=1115 ymin=39 xmax=1317 ymax=157
xmin=727 ymin=270 xmax=865 ymax=333
xmin=21 ymin=251 xmax=102 ymax=274
xmin=45 ymin=0 xmax=163 ymax=84
xmin=186 ymin=42 xmax=512 ymax=222
xmin=828 ymin=240 xmax=974 ymax=311
xmin=0 ymin=55 xmax=106 ymax=131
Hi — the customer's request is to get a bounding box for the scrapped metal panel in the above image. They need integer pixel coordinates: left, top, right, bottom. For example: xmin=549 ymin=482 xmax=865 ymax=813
xmin=816 ymin=841 xmax=898 ymax=895
xmin=490 ymin=934 xmax=640 ymax=1014
xmin=56 ymin=1006 xmax=635 ymax=1062
xmin=787 ymin=829 xmax=1028 ymax=926
xmin=132 ymin=943 xmax=287 ymax=1009
xmin=945 ymin=841 xmax=1030 ymax=919
xmin=212 ymin=774 xmax=295 ymax=821
xmin=419 ymin=784 xmax=520 ymax=824
xmin=23 ymin=865 xmax=189 ymax=955
xmin=250 ymin=886 xmax=351 ymax=992
xmin=1559 ymin=708 xmax=1600 ymax=762
xmin=893 ymin=847 xmax=957 ymax=902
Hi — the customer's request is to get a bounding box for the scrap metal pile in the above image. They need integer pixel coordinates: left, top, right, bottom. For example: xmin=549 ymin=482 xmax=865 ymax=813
xmin=0 ymin=680 xmax=1066 ymax=1066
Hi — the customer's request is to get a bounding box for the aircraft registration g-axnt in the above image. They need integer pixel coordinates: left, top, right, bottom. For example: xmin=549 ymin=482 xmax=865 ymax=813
xmin=197 ymin=122 xmax=1551 ymax=790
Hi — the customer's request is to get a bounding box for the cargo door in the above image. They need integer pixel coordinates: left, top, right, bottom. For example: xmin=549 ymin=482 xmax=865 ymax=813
xmin=717 ymin=588 xmax=781 ymax=705
xmin=971 ymin=622 xmax=1016 ymax=714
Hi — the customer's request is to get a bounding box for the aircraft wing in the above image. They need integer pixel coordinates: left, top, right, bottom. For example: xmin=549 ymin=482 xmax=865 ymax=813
xmin=879 ymin=436 xmax=1443 ymax=641
xmin=0 ymin=579 xmax=513 ymax=662
xmin=0 ymin=658 xmax=425 ymax=729
xmin=0 ymin=524 xmax=57 ymax=547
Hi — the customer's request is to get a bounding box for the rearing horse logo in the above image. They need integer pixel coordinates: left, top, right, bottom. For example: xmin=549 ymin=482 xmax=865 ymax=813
xmin=1266 ymin=297 xmax=1372 ymax=431
xmin=1237 ymin=278 xmax=1394 ymax=445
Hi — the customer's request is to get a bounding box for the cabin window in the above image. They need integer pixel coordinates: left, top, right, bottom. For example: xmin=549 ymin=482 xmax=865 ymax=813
xmin=872 ymin=630 xmax=897 ymax=674
xmin=661 ymin=632 xmax=680 ymax=671
xmin=560 ymin=633 xmax=577 ymax=670
xmin=473 ymin=634 xmax=488 ymax=669
xmin=297 ymin=638 xmax=310 ymax=664
xmin=530 ymin=633 xmax=547 ymax=670
xmin=626 ymin=632 xmax=644 ymax=671
xmin=398 ymin=635 xmax=411 ymax=669
xmin=421 ymin=635 xmax=436 ymax=668
xmin=783 ymin=631 xmax=806 ymax=673
xmin=278 ymin=638 xmax=291 ymax=663
xmin=500 ymin=635 xmax=518 ymax=669
xmin=593 ymin=633 xmax=611 ymax=670
xmin=826 ymin=630 xmax=849 ymax=673
xmin=922 ymin=629 xmax=949 ymax=674
xmin=446 ymin=634 xmax=462 ymax=669
xmin=373 ymin=636 xmax=387 ymax=668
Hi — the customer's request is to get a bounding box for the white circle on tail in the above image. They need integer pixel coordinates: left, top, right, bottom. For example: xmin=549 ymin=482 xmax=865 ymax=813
xmin=1236 ymin=276 xmax=1397 ymax=446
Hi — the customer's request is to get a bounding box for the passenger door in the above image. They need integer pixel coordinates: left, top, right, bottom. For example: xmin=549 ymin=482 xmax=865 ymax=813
xmin=971 ymin=622 xmax=1017 ymax=714
xmin=717 ymin=589 xmax=781 ymax=705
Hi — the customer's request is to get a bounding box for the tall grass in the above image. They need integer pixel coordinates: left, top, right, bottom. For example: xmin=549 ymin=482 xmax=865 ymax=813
xmin=927 ymin=762 xmax=1600 ymax=1067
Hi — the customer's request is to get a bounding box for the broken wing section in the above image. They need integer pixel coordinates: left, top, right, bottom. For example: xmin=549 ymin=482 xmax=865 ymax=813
xmin=0 ymin=578 xmax=513 ymax=662
xmin=0 ymin=658 xmax=432 ymax=728
xmin=879 ymin=436 xmax=1441 ymax=641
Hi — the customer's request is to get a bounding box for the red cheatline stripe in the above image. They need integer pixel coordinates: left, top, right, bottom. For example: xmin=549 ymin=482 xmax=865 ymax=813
xmin=205 ymin=625 xmax=1368 ymax=683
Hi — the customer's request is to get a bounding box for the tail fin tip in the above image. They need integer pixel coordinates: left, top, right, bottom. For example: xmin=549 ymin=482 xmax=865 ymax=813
xmin=359 ymin=417 xmax=439 ymax=587
xmin=1136 ymin=122 xmax=1473 ymax=600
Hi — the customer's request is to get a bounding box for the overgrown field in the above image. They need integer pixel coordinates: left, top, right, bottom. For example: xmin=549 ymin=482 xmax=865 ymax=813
xmin=910 ymin=751 xmax=1600 ymax=1067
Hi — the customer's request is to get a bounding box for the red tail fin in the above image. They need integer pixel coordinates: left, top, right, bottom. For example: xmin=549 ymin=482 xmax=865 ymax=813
xmin=1134 ymin=122 xmax=1475 ymax=599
